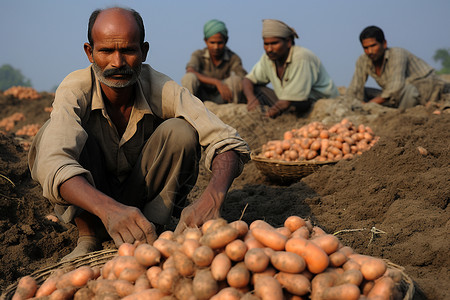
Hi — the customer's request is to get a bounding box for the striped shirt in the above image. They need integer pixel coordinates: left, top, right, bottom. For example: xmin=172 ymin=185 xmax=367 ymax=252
xmin=346 ymin=47 xmax=434 ymax=100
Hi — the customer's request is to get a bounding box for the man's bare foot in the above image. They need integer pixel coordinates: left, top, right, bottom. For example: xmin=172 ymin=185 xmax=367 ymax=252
xmin=61 ymin=235 xmax=101 ymax=262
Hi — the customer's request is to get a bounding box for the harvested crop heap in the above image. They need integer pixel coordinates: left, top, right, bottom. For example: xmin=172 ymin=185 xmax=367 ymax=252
xmin=10 ymin=217 xmax=408 ymax=300
xmin=260 ymin=119 xmax=379 ymax=162
xmin=3 ymin=86 xmax=41 ymax=100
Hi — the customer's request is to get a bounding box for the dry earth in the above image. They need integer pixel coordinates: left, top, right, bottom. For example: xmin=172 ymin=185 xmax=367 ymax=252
xmin=0 ymin=86 xmax=449 ymax=299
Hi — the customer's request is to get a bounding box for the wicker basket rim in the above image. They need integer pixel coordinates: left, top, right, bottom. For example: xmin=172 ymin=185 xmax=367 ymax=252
xmin=251 ymin=150 xmax=337 ymax=166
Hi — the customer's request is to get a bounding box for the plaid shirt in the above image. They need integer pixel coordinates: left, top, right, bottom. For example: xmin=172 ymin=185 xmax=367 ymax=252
xmin=346 ymin=47 xmax=434 ymax=100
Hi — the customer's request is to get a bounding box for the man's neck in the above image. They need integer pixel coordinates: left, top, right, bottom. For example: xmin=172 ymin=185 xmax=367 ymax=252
xmin=100 ymin=83 xmax=135 ymax=108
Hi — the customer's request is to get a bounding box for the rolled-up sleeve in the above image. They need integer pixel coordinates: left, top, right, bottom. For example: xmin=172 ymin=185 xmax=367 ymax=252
xmin=346 ymin=55 xmax=369 ymax=101
xmin=28 ymin=69 xmax=94 ymax=204
xmin=245 ymin=54 xmax=270 ymax=86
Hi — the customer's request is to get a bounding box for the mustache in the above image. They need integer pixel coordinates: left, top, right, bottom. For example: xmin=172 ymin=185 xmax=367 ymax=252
xmin=102 ymin=66 xmax=135 ymax=77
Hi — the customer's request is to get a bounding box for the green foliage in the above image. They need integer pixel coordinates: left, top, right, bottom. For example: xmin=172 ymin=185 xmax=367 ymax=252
xmin=0 ymin=64 xmax=32 ymax=91
xmin=433 ymin=48 xmax=450 ymax=74
xmin=0 ymin=64 xmax=32 ymax=90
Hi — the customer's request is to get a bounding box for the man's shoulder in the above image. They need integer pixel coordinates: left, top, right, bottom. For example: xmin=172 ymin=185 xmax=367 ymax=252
xmin=58 ymin=65 xmax=94 ymax=91
xmin=225 ymin=47 xmax=242 ymax=59
xmin=139 ymin=64 xmax=177 ymax=92
xmin=291 ymin=46 xmax=320 ymax=63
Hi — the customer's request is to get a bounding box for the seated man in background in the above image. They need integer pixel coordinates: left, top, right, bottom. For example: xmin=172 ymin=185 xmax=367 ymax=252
xmin=181 ymin=19 xmax=247 ymax=104
xmin=346 ymin=25 xmax=449 ymax=109
xmin=243 ymin=19 xmax=339 ymax=118
xmin=28 ymin=7 xmax=250 ymax=261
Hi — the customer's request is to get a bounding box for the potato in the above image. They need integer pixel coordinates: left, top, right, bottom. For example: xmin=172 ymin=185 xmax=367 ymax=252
xmin=193 ymin=269 xmax=219 ymax=300
xmin=321 ymin=283 xmax=360 ymax=300
xmin=225 ymin=239 xmax=248 ymax=261
xmin=156 ymin=267 xmax=179 ymax=293
xmin=35 ymin=269 xmax=64 ymax=297
xmin=244 ymin=247 xmax=270 ymax=273
xmin=270 ymin=251 xmax=306 ymax=273
xmin=12 ymin=275 xmax=38 ymax=300
xmin=360 ymin=257 xmax=387 ymax=281
xmin=310 ymin=234 xmax=340 ymax=255
xmin=275 ymin=272 xmax=311 ymax=296
xmin=254 ymin=275 xmax=283 ymax=300
xmin=211 ymin=252 xmax=232 ymax=281
xmin=251 ymin=227 xmax=287 ymax=251
xmin=172 ymin=250 xmax=195 ymax=277
xmin=134 ymin=243 xmax=161 ymax=267
xmin=284 ymin=216 xmax=307 ymax=232
xmin=285 ymin=237 xmax=329 ymax=274
xmin=192 ymin=245 xmax=215 ymax=267
xmin=227 ymin=262 xmax=250 ymax=289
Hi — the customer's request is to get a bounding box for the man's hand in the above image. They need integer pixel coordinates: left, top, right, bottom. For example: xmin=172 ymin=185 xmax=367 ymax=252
xmin=60 ymin=175 xmax=157 ymax=247
xmin=102 ymin=202 xmax=158 ymax=246
xmin=174 ymin=190 xmax=221 ymax=235
xmin=174 ymin=151 xmax=241 ymax=236
xmin=266 ymin=100 xmax=291 ymax=118
xmin=247 ymin=97 xmax=260 ymax=111
xmin=216 ymin=81 xmax=233 ymax=103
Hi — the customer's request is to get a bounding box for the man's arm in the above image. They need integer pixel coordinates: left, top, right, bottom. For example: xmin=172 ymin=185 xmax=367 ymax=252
xmin=59 ymin=175 xmax=157 ymax=246
xmin=174 ymin=150 xmax=240 ymax=235
xmin=186 ymin=67 xmax=233 ymax=102
xmin=242 ymin=78 xmax=260 ymax=111
xmin=345 ymin=56 xmax=369 ymax=102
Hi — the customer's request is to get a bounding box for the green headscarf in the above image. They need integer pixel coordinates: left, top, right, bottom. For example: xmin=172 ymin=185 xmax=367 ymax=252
xmin=203 ymin=19 xmax=228 ymax=40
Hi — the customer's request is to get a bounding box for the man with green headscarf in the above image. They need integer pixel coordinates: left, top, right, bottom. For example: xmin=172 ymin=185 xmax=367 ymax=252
xmin=182 ymin=19 xmax=247 ymax=104
xmin=243 ymin=19 xmax=339 ymax=118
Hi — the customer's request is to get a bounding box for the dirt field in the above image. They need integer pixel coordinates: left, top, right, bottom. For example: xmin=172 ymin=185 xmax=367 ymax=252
xmin=0 ymin=87 xmax=449 ymax=299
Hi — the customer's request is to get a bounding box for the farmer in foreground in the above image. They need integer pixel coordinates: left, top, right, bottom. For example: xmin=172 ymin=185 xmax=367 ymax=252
xmin=346 ymin=25 xmax=449 ymax=109
xmin=181 ymin=19 xmax=247 ymax=104
xmin=28 ymin=7 xmax=250 ymax=262
xmin=243 ymin=19 xmax=339 ymax=118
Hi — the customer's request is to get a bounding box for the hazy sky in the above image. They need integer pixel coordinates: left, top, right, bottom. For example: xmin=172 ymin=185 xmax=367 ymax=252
xmin=1 ymin=0 xmax=449 ymax=92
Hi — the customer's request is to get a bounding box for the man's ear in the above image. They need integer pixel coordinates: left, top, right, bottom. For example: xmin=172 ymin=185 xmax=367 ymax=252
xmin=141 ymin=42 xmax=149 ymax=62
xmin=383 ymin=40 xmax=387 ymax=50
xmin=84 ymin=43 xmax=94 ymax=63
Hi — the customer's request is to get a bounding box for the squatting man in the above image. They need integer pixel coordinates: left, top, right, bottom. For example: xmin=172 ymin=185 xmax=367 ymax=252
xmin=29 ymin=7 xmax=250 ymax=261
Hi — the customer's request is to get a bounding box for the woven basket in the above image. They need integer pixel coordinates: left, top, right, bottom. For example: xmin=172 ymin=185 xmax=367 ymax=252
xmin=1 ymin=249 xmax=118 ymax=300
xmin=1 ymin=250 xmax=414 ymax=300
xmin=251 ymin=150 xmax=337 ymax=182
xmin=385 ymin=260 xmax=415 ymax=300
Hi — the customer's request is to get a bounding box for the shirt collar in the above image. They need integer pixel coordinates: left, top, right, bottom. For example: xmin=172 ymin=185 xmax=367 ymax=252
xmin=367 ymin=48 xmax=390 ymax=71
xmin=90 ymin=65 xmax=153 ymax=116
xmin=202 ymin=47 xmax=231 ymax=61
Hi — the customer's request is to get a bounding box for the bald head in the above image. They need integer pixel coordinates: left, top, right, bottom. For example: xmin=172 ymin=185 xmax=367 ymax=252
xmin=87 ymin=7 xmax=145 ymax=46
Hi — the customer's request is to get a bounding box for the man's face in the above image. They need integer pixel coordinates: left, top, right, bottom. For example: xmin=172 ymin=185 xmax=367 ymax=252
xmin=85 ymin=10 xmax=148 ymax=88
xmin=362 ymin=38 xmax=386 ymax=63
xmin=205 ymin=33 xmax=227 ymax=60
xmin=263 ymin=37 xmax=291 ymax=62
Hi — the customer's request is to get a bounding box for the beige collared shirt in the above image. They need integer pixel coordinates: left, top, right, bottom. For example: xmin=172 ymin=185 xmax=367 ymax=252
xmin=29 ymin=64 xmax=250 ymax=205
xmin=246 ymin=45 xmax=339 ymax=101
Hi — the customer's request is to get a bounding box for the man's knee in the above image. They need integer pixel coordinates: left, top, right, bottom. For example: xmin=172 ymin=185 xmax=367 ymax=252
xmin=395 ymin=84 xmax=419 ymax=109
xmin=181 ymin=73 xmax=199 ymax=94
xmin=156 ymin=118 xmax=199 ymax=153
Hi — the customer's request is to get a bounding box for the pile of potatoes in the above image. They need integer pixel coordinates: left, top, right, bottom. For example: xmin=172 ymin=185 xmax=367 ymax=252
xmin=0 ymin=112 xmax=25 ymax=132
xmin=261 ymin=119 xmax=379 ymax=162
xmin=4 ymin=86 xmax=41 ymax=100
xmin=11 ymin=216 xmax=405 ymax=300
xmin=15 ymin=123 xmax=41 ymax=137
